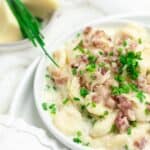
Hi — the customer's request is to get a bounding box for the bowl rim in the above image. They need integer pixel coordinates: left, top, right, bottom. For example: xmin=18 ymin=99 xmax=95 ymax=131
xmin=34 ymin=17 xmax=149 ymax=150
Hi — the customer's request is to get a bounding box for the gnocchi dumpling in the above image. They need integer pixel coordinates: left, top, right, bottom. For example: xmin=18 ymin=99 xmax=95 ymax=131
xmin=53 ymin=105 xmax=84 ymax=135
xmin=0 ymin=1 xmax=22 ymax=43
xmin=90 ymin=112 xmax=116 ymax=137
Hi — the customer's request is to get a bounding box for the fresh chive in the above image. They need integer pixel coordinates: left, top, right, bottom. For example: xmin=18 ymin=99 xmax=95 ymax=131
xmin=72 ymin=68 xmax=77 ymax=75
xmin=123 ymin=40 xmax=128 ymax=47
xmin=63 ymin=98 xmax=69 ymax=104
xmin=73 ymin=97 xmax=80 ymax=101
xmin=127 ymin=127 xmax=132 ymax=135
xmin=80 ymin=87 xmax=89 ymax=97
xmin=138 ymin=38 xmax=142 ymax=44
xmin=6 ymin=0 xmax=58 ymax=66
xmin=49 ymin=104 xmax=57 ymax=114
xmin=42 ymin=102 xmax=48 ymax=111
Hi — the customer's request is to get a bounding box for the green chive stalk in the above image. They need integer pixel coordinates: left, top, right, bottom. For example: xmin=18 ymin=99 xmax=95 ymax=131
xmin=6 ymin=0 xmax=58 ymax=67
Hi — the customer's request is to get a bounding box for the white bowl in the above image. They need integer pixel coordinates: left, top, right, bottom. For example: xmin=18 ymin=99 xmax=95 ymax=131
xmin=34 ymin=19 xmax=148 ymax=150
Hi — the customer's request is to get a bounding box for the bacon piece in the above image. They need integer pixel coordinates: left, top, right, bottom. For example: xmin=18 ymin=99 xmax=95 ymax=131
xmin=114 ymin=96 xmax=135 ymax=121
xmin=115 ymin=111 xmax=129 ymax=132
xmin=83 ymin=26 xmax=92 ymax=35
xmin=134 ymin=137 xmax=147 ymax=150
xmin=52 ymin=70 xmax=68 ymax=85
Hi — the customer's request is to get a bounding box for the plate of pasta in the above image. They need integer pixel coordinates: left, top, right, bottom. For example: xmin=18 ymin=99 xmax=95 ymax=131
xmin=34 ymin=19 xmax=150 ymax=150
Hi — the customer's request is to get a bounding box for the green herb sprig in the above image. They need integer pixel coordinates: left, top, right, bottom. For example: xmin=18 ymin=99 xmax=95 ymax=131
xmin=6 ymin=0 xmax=58 ymax=67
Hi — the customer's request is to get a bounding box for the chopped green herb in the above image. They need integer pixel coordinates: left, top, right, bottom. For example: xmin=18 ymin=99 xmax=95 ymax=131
xmin=88 ymin=55 xmax=97 ymax=64
xmin=80 ymin=87 xmax=89 ymax=97
xmin=130 ymin=121 xmax=137 ymax=127
xmin=112 ymin=84 xmax=131 ymax=95
xmin=63 ymin=98 xmax=69 ymax=104
xmin=136 ymin=90 xmax=145 ymax=103
xmin=127 ymin=127 xmax=132 ymax=135
xmin=46 ymin=84 xmax=51 ymax=90
xmin=99 ymin=110 xmax=109 ymax=119
xmin=53 ymin=86 xmax=57 ymax=90
xmin=79 ymin=70 xmax=84 ymax=75
xmin=45 ymin=74 xmax=50 ymax=79
xmin=77 ymin=131 xmax=82 ymax=137
xmin=73 ymin=41 xmax=85 ymax=53
xmin=42 ymin=102 xmax=48 ymax=111
xmin=110 ymin=124 xmax=118 ymax=133
xmin=138 ymin=38 xmax=142 ymax=44
xmin=145 ymin=108 xmax=150 ymax=115
xmin=86 ymin=64 xmax=96 ymax=72
xmin=49 ymin=104 xmax=57 ymax=114
xmin=109 ymin=51 xmax=114 ymax=56
xmin=91 ymin=102 xmax=96 ymax=108
xmin=76 ymin=33 xmax=81 ymax=38
xmin=72 ymin=68 xmax=77 ymax=75
xmin=99 ymin=51 xmax=103 ymax=55
xmin=73 ymin=97 xmax=80 ymax=101
xmin=123 ymin=40 xmax=128 ymax=47
xmin=118 ymin=47 xmax=123 ymax=54
xmin=124 ymin=144 xmax=129 ymax=150
xmin=119 ymin=51 xmax=142 ymax=80
xmin=99 ymin=62 xmax=105 ymax=68
xmin=73 ymin=137 xmax=82 ymax=144
xmin=115 ymin=75 xmax=125 ymax=83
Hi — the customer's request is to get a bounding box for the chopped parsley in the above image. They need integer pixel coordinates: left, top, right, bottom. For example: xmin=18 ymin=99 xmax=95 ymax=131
xmin=49 ymin=104 xmax=57 ymax=114
xmin=73 ymin=131 xmax=90 ymax=146
xmin=80 ymin=87 xmax=89 ymax=97
xmin=73 ymin=137 xmax=82 ymax=144
xmin=73 ymin=97 xmax=80 ymax=101
xmin=42 ymin=102 xmax=48 ymax=111
xmin=138 ymin=38 xmax=142 ymax=44
xmin=136 ymin=90 xmax=145 ymax=103
xmin=119 ymin=51 xmax=142 ymax=80
xmin=99 ymin=51 xmax=103 ymax=55
xmin=91 ymin=102 xmax=96 ymax=108
xmin=73 ymin=40 xmax=85 ymax=53
xmin=130 ymin=121 xmax=137 ymax=127
xmin=86 ymin=63 xmax=96 ymax=72
xmin=127 ymin=127 xmax=132 ymax=135
xmin=42 ymin=103 xmax=57 ymax=114
xmin=124 ymin=144 xmax=129 ymax=150
xmin=88 ymin=55 xmax=97 ymax=64
xmin=63 ymin=98 xmax=69 ymax=104
xmin=110 ymin=124 xmax=118 ymax=133
xmin=145 ymin=108 xmax=150 ymax=115
xmin=99 ymin=110 xmax=109 ymax=119
xmin=123 ymin=40 xmax=128 ymax=47
xmin=72 ymin=68 xmax=77 ymax=75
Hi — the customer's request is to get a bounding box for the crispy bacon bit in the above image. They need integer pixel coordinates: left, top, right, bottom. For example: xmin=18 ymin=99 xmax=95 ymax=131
xmin=134 ymin=137 xmax=147 ymax=150
xmin=114 ymin=96 xmax=135 ymax=121
xmin=105 ymin=97 xmax=116 ymax=109
xmin=129 ymin=42 xmax=137 ymax=50
xmin=115 ymin=111 xmax=129 ymax=132
xmin=52 ymin=70 xmax=68 ymax=85
xmin=84 ymin=26 xmax=92 ymax=35
xmin=101 ymin=67 xmax=108 ymax=75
